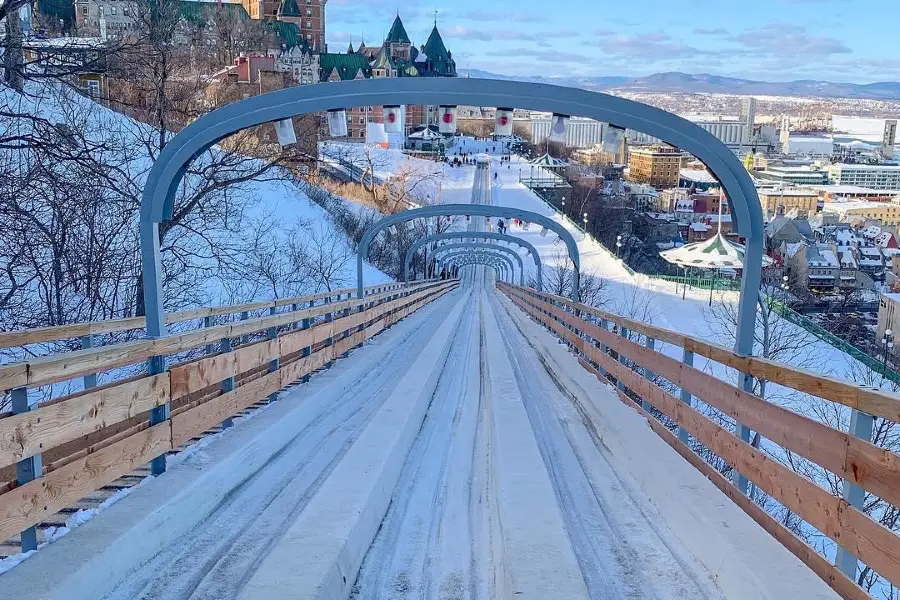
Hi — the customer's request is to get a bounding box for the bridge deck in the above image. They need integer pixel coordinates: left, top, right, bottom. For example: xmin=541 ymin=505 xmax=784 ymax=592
xmin=1 ymin=278 xmax=837 ymax=600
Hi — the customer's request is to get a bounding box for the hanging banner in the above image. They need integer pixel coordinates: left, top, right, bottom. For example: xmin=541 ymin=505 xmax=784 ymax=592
xmin=540 ymin=227 xmax=549 ymax=237
xmin=603 ymin=124 xmax=626 ymax=154
xmin=383 ymin=105 xmax=403 ymax=134
xmin=549 ymin=113 xmax=569 ymax=143
xmin=274 ymin=118 xmax=297 ymax=146
xmin=327 ymin=110 xmax=348 ymax=137
xmin=439 ymin=105 xmax=457 ymax=134
xmin=495 ymin=107 xmax=514 ymax=137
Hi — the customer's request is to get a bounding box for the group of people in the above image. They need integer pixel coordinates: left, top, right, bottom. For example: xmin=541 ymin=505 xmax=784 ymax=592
xmin=439 ymin=265 xmax=459 ymax=280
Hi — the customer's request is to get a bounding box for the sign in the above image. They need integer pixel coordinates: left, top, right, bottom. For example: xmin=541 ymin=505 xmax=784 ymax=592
xmin=274 ymin=118 xmax=297 ymax=146
xmin=495 ymin=107 xmax=514 ymax=137
xmin=439 ymin=105 xmax=457 ymax=134
xmin=383 ymin=105 xmax=403 ymax=134
xmin=327 ymin=110 xmax=348 ymax=137
xmin=540 ymin=227 xmax=548 ymax=237
xmin=549 ymin=113 xmax=569 ymax=143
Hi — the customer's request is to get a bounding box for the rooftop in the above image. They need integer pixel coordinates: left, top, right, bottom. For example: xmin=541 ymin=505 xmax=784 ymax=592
xmin=829 ymin=163 xmax=900 ymax=171
xmin=679 ymin=168 xmax=716 ymax=183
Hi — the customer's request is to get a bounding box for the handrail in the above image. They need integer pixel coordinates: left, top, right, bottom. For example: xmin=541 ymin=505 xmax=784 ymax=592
xmin=498 ymin=282 xmax=900 ymax=598
xmin=0 ymin=281 xmax=441 ymax=391
xmin=0 ymin=280 xmax=458 ymax=553
xmin=510 ymin=285 xmax=900 ymax=423
xmin=0 ymin=282 xmax=415 ymax=351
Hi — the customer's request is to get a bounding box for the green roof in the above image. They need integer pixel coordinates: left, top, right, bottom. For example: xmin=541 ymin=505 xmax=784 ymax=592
xmin=319 ymin=53 xmax=372 ymax=81
xmin=179 ymin=0 xmax=249 ymax=26
xmin=386 ymin=15 xmax=411 ymax=44
xmin=279 ymin=0 xmax=301 ymax=17
xmin=371 ymin=45 xmax=395 ymax=70
xmin=266 ymin=19 xmax=310 ymax=50
xmin=423 ymin=25 xmax=454 ymax=75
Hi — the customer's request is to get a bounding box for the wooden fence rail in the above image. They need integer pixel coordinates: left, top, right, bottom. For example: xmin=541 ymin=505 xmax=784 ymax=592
xmin=498 ymin=282 xmax=900 ymax=600
xmin=0 ymin=280 xmax=457 ymax=553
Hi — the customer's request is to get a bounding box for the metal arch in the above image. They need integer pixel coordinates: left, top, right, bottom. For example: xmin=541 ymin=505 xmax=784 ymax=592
xmin=438 ymin=252 xmax=510 ymax=284
xmin=358 ymin=205 xmax=579 ymax=300
xmin=403 ymin=232 xmax=542 ymax=291
xmin=430 ymin=243 xmax=525 ymax=286
xmin=140 ymin=76 xmax=761 ymax=359
xmin=446 ymin=257 xmax=508 ymax=284
xmin=439 ymin=251 xmax=514 ymax=282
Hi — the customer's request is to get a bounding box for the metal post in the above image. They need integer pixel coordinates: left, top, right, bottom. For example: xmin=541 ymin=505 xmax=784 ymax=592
xmin=291 ymin=303 xmax=300 ymax=330
xmin=12 ymin=387 xmax=41 ymax=552
xmin=239 ymin=310 xmax=249 ymax=346
xmin=301 ymin=300 xmax=313 ymax=383
xmin=267 ymin=306 xmax=279 ymax=403
xmin=204 ymin=315 xmax=216 ymax=354
xmin=80 ymin=334 xmax=98 ymax=390
xmin=148 ymin=354 xmax=168 ymax=474
xmin=324 ymin=296 xmax=334 ymax=366
xmin=617 ymin=326 xmax=629 ymax=392
xmin=642 ymin=337 xmax=655 ymax=412
xmin=834 ymin=409 xmax=875 ymax=579
xmin=731 ymin=373 xmax=753 ymax=493
xmin=220 ymin=334 xmax=235 ymax=429
xmin=678 ymin=349 xmax=694 ymax=444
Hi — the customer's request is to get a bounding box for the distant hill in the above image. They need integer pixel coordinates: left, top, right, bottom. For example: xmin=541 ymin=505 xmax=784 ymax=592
xmin=458 ymin=69 xmax=900 ymax=100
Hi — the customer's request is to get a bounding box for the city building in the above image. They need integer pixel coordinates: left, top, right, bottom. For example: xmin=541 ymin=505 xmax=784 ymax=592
xmin=678 ymin=168 xmax=717 ymax=191
xmin=781 ymin=136 xmax=834 ymax=156
xmin=237 ymin=0 xmax=326 ymax=51
xmin=878 ymin=293 xmax=900 ymax=349
xmin=826 ymin=163 xmax=900 ymax=191
xmin=823 ymin=199 xmax=900 ymax=226
xmin=318 ymin=15 xmax=456 ymax=139
xmin=807 ymin=185 xmax=894 ymax=202
xmin=787 ymin=243 xmax=841 ymax=292
xmin=627 ymin=145 xmax=689 ymax=188
xmin=755 ymin=165 xmax=829 ymax=186
xmin=757 ymin=188 xmax=819 ymax=217
xmin=22 ymin=36 xmax=107 ymax=96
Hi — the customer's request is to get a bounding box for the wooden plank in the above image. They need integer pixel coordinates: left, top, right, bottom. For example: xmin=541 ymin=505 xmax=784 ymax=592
xmin=0 ymin=422 xmax=172 ymax=544
xmin=169 ymin=353 xmax=238 ymax=400
xmin=170 ymin=370 xmax=282 ymax=447
xmin=505 ymin=285 xmax=900 ymax=423
xmin=582 ymin=359 xmax=872 ymax=600
xmin=0 ymin=363 xmax=27 ymax=392
xmin=510 ymin=289 xmax=900 ymax=508
xmin=0 ymin=374 xmax=169 ymax=470
xmin=513 ymin=293 xmax=900 ymax=588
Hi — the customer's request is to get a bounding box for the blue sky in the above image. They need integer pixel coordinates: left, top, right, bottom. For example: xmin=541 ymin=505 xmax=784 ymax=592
xmin=325 ymin=0 xmax=899 ymax=83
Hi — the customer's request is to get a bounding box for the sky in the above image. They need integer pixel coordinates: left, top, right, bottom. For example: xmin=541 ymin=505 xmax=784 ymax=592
xmin=325 ymin=0 xmax=900 ymax=84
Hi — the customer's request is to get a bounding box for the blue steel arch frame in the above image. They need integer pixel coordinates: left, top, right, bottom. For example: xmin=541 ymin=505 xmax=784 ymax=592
xmin=441 ymin=252 xmax=510 ymax=281
xmin=430 ymin=243 xmax=525 ymax=286
xmin=403 ymin=232 xmax=542 ymax=290
xmin=358 ymin=205 xmax=579 ymax=300
xmin=138 ymin=76 xmax=763 ymax=485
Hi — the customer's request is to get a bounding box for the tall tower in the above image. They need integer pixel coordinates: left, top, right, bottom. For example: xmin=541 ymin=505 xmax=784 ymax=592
xmin=243 ymin=0 xmax=327 ymax=51
xmin=740 ymin=97 xmax=756 ymax=145
xmin=883 ymin=119 xmax=897 ymax=160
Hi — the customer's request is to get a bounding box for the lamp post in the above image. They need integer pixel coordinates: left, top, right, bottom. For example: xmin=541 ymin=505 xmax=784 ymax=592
xmin=616 ymin=234 xmax=623 ymax=257
xmin=781 ymin=275 xmax=789 ymax=306
xmin=561 ymin=198 xmax=566 ymax=219
xmin=583 ymin=212 xmax=589 ymax=233
xmin=882 ymin=329 xmax=894 ymax=376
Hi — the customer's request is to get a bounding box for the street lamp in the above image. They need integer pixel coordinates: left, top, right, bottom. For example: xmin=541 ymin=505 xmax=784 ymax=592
xmin=583 ymin=212 xmax=589 ymax=231
xmin=883 ymin=329 xmax=894 ymax=375
xmin=616 ymin=234 xmax=623 ymax=257
xmin=781 ymin=275 xmax=789 ymax=305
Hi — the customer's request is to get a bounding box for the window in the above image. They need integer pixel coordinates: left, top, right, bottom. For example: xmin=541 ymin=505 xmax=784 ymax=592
xmin=81 ymin=5 xmax=87 ymax=14
xmin=110 ymin=6 xmax=116 ymax=14
xmin=306 ymin=8 xmax=311 ymax=16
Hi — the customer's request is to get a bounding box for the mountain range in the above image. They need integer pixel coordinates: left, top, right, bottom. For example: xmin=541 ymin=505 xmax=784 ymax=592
xmin=458 ymin=69 xmax=900 ymax=100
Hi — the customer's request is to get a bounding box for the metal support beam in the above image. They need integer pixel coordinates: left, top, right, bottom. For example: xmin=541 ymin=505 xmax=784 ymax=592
xmin=678 ymin=349 xmax=694 ymax=445
xmin=12 ymin=387 xmax=40 ymax=552
xmin=404 ymin=231 xmax=542 ymax=291
xmin=835 ymin=409 xmax=875 ymax=579
xmin=80 ymin=335 xmax=98 ymax=390
xmin=439 ymin=251 xmax=514 ymax=283
xmin=267 ymin=306 xmax=279 ymax=403
xmin=642 ymin=337 xmax=656 ymax=412
xmin=432 ymin=243 xmax=525 ymax=285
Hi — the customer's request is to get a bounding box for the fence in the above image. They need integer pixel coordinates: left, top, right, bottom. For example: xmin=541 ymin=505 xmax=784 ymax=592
xmin=499 ymin=282 xmax=900 ymax=600
xmin=0 ymin=279 xmax=457 ymax=554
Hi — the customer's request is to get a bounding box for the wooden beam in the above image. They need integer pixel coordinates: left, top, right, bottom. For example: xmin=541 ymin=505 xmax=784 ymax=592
xmin=0 ymin=422 xmax=172 ymax=545
xmin=510 ymin=291 xmax=900 ymax=589
xmin=0 ymin=375 xmax=169 ymax=471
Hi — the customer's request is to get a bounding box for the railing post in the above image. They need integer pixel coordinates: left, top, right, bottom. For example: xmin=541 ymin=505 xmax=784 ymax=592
xmin=291 ymin=303 xmax=300 ymax=330
xmin=80 ymin=334 xmax=98 ymax=389
xmin=267 ymin=306 xmax=279 ymax=403
xmin=324 ymin=295 xmax=334 ymax=365
xmin=618 ymin=326 xmax=629 ymax=392
xmin=239 ymin=310 xmax=249 ymax=346
xmin=148 ymin=354 xmax=168 ymax=475
xmin=642 ymin=337 xmax=655 ymax=412
xmin=834 ymin=408 xmax=875 ymax=579
xmin=204 ymin=315 xmax=216 ymax=354
xmin=301 ymin=300 xmax=313 ymax=383
xmin=220 ymin=335 xmax=235 ymax=429
xmin=731 ymin=372 xmax=754 ymax=494
xmin=12 ymin=387 xmax=41 ymax=552
xmin=678 ymin=349 xmax=694 ymax=444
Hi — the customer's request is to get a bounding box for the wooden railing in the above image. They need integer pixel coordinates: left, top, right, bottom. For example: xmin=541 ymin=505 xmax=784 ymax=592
xmin=0 ymin=280 xmax=457 ymax=554
xmin=0 ymin=283 xmax=411 ymax=351
xmin=499 ymin=282 xmax=900 ymax=600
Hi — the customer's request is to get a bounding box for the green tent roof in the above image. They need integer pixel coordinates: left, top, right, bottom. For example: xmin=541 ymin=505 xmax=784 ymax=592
xmin=279 ymin=0 xmax=301 ymax=17
xmin=386 ymin=15 xmax=411 ymax=44
xmin=179 ymin=0 xmax=249 ymax=27
xmin=423 ymin=26 xmax=455 ymax=76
